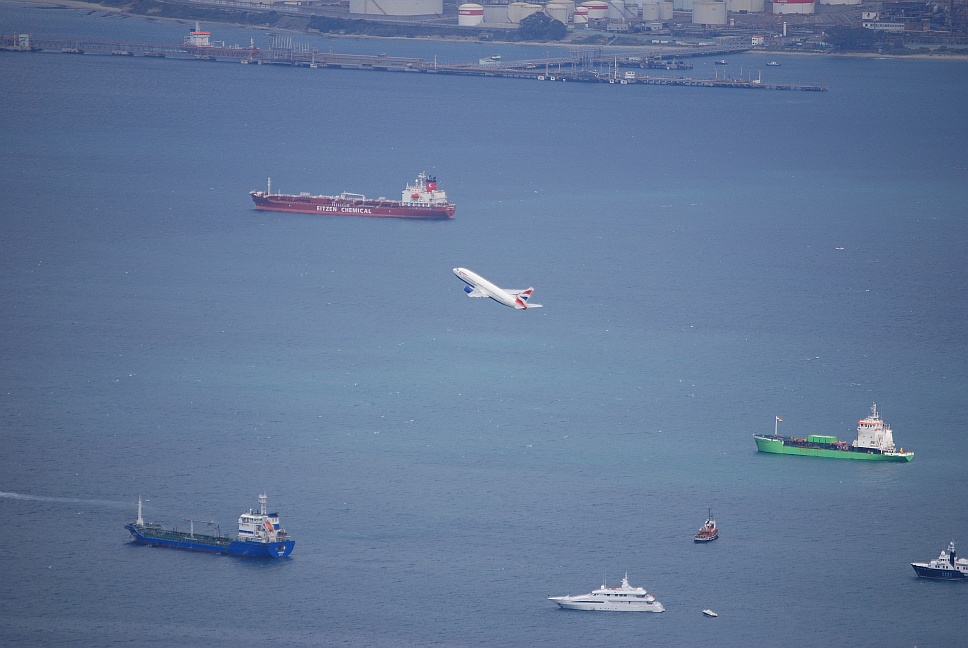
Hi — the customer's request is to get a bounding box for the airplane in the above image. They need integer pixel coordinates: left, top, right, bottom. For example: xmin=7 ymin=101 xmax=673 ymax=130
xmin=453 ymin=267 xmax=542 ymax=310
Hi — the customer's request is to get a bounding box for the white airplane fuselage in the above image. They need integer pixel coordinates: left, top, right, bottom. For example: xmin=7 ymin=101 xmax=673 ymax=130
xmin=453 ymin=267 xmax=541 ymax=310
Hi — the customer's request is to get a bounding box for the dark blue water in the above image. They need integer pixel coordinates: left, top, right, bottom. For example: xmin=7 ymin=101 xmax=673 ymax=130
xmin=2 ymin=2 xmax=967 ymax=645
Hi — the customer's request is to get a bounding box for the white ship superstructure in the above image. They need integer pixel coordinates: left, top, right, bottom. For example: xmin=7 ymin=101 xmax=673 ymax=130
xmin=237 ymin=493 xmax=289 ymax=544
xmin=400 ymin=172 xmax=449 ymax=208
xmin=853 ymin=403 xmax=898 ymax=452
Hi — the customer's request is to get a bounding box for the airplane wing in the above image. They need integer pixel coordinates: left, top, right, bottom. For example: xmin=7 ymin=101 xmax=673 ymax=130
xmin=464 ymin=287 xmax=489 ymax=298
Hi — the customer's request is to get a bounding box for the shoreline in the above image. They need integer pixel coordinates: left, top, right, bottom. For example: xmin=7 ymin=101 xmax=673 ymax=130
xmin=9 ymin=0 xmax=968 ymax=61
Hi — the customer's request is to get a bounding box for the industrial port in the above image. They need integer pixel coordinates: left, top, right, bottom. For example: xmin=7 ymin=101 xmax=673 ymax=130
xmin=124 ymin=0 xmax=968 ymax=52
xmin=0 ymin=26 xmax=826 ymax=91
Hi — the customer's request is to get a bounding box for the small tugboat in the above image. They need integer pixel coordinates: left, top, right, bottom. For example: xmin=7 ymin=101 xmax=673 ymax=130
xmin=549 ymin=573 xmax=665 ymax=612
xmin=694 ymin=509 xmax=718 ymax=543
xmin=125 ymin=493 xmax=295 ymax=558
xmin=911 ymin=541 xmax=968 ymax=580
xmin=702 ymin=609 xmax=718 ymax=617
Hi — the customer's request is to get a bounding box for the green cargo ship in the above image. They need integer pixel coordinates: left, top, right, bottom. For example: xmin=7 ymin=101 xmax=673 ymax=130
xmin=753 ymin=403 xmax=914 ymax=462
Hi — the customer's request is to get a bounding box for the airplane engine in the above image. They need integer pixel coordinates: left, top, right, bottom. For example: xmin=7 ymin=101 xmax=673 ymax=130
xmin=464 ymin=285 xmax=473 ymax=294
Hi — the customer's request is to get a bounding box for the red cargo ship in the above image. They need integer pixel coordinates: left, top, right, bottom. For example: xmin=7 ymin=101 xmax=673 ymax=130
xmin=249 ymin=172 xmax=455 ymax=219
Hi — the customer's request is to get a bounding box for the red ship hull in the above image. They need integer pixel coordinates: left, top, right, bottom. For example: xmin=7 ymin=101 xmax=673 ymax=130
xmin=250 ymin=193 xmax=455 ymax=220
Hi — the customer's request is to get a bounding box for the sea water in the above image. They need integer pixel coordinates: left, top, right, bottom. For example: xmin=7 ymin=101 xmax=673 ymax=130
xmin=1 ymin=2 xmax=967 ymax=645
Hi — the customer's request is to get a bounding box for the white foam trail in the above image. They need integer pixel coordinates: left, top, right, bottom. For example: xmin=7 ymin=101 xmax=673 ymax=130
xmin=0 ymin=491 xmax=126 ymax=507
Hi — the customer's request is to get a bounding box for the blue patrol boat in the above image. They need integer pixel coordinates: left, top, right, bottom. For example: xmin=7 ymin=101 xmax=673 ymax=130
xmin=911 ymin=541 xmax=968 ymax=580
xmin=125 ymin=493 xmax=295 ymax=558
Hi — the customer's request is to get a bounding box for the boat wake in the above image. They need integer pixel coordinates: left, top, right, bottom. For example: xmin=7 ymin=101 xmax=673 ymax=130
xmin=0 ymin=491 xmax=126 ymax=507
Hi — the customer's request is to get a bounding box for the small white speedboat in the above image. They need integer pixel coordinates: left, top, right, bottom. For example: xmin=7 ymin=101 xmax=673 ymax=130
xmin=702 ymin=609 xmax=718 ymax=617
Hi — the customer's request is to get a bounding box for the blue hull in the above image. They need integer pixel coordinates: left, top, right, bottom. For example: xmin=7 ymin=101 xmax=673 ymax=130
xmin=228 ymin=538 xmax=295 ymax=558
xmin=911 ymin=564 xmax=968 ymax=580
xmin=125 ymin=524 xmax=295 ymax=558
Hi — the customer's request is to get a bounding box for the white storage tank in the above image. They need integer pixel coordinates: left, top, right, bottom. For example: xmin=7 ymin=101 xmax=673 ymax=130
xmin=574 ymin=5 xmax=590 ymax=22
xmin=772 ymin=0 xmax=814 ymax=13
xmin=657 ymin=0 xmax=673 ymax=17
xmin=483 ymin=3 xmax=510 ymax=22
xmin=641 ymin=1 xmax=660 ymax=19
xmin=692 ymin=0 xmax=726 ymax=24
xmin=349 ymin=0 xmax=443 ymax=15
xmin=458 ymin=3 xmax=485 ymax=25
xmin=545 ymin=2 xmax=570 ymax=23
xmin=581 ymin=0 xmax=608 ymax=18
xmin=508 ymin=1 xmax=543 ymax=22
xmin=726 ymin=0 xmax=764 ymax=11
xmin=606 ymin=0 xmax=625 ymax=18
xmin=557 ymin=0 xmax=576 ymax=19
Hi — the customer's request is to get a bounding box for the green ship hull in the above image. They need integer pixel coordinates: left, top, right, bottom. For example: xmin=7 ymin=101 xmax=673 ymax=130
xmin=754 ymin=435 xmax=914 ymax=462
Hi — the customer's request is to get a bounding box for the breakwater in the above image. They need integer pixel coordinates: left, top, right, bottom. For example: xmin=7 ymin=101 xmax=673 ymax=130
xmin=0 ymin=32 xmax=826 ymax=91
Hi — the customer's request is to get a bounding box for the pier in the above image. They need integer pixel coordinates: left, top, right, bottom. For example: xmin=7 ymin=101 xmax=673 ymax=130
xmin=0 ymin=32 xmax=826 ymax=92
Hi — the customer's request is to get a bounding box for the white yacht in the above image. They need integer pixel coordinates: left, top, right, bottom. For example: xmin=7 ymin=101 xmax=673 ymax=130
xmin=549 ymin=573 xmax=665 ymax=612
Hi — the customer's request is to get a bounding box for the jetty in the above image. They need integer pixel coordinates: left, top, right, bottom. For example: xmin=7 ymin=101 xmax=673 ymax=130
xmin=1 ymin=32 xmax=826 ymax=92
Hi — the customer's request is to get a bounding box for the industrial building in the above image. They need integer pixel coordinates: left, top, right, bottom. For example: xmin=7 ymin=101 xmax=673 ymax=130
xmin=349 ymin=0 xmax=443 ymax=16
xmin=295 ymin=0 xmax=966 ymax=46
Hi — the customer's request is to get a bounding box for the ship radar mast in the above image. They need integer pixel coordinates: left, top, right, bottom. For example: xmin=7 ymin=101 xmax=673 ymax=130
xmin=259 ymin=493 xmax=268 ymax=516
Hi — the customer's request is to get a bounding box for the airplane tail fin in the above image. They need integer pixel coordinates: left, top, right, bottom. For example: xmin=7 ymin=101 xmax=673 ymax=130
xmin=515 ymin=288 xmax=542 ymax=309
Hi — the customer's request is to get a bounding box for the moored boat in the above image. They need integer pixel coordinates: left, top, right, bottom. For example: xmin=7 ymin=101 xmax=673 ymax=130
xmin=694 ymin=508 xmax=718 ymax=543
xmin=549 ymin=573 xmax=664 ymax=612
xmin=911 ymin=541 xmax=968 ymax=580
xmin=125 ymin=493 xmax=295 ymax=558
xmin=249 ymin=172 xmax=455 ymax=219
xmin=753 ymin=404 xmax=914 ymax=462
